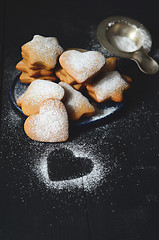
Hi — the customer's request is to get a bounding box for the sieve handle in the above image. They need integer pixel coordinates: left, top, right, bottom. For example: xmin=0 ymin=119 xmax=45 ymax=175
xmin=132 ymin=47 xmax=159 ymax=74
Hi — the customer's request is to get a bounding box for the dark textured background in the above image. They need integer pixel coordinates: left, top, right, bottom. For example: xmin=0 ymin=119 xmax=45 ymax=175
xmin=0 ymin=0 xmax=159 ymax=240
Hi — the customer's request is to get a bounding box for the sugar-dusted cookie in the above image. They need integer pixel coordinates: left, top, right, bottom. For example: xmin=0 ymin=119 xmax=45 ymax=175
xmin=16 ymin=93 xmax=25 ymax=107
xmin=104 ymin=57 xmax=117 ymax=72
xmin=16 ymin=60 xmax=28 ymax=72
xmin=19 ymin=72 xmax=57 ymax=83
xmin=121 ymin=74 xmax=133 ymax=84
xmin=21 ymin=35 xmax=64 ymax=70
xmin=59 ymin=82 xmax=95 ymax=121
xmin=55 ymin=67 xmax=76 ymax=85
xmin=21 ymin=51 xmax=53 ymax=70
xmin=59 ymin=50 xmax=106 ymax=84
xmin=21 ymin=52 xmax=41 ymax=70
xmin=17 ymin=79 xmax=65 ymax=116
xmin=24 ymin=99 xmax=69 ymax=142
xmin=86 ymin=71 xmax=131 ymax=102
xmin=71 ymin=83 xmax=84 ymax=91
xmin=16 ymin=60 xmax=54 ymax=78
xmin=55 ymin=67 xmax=85 ymax=91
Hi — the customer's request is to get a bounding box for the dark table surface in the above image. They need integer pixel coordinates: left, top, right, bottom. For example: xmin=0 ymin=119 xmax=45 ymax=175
xmin=0 ymin=0 xmax=159 ymax=240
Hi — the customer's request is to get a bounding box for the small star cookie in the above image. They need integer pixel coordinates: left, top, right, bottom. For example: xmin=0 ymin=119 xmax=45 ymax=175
xmin=86 ymin=71 xmax=132 ymax=102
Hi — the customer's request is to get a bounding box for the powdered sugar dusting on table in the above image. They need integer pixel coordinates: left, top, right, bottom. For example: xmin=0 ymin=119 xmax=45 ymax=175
xmin=87 ymin=25 xmax=114 ymax=57
xmin=33 ymin=142 xmax=113 ymax=192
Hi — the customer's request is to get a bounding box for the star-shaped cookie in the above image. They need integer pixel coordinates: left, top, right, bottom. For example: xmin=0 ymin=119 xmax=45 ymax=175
xmin=86 ymin=71 xmax=132 ymax=102
xmin=21 ymin=35 xmax=63 ymax=70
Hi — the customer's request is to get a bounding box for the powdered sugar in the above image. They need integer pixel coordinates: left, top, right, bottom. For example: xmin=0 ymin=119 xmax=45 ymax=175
xmin=153 ymin=48 xmax=159 ymax=60
xmin=110 ymin=36 xmax=138 ymax=52
xmin=14 ymin=79 xmax=28 ymax=101
xmin=104 ymin=22 xmax=152 ymax=53
xmin=87 ymin=25 xmax=114 ymax=57
xmin=139 ymin=28 xmax=152 ymax=52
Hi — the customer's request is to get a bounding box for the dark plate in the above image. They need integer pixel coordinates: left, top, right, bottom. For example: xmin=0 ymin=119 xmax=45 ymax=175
xmin=10 ymin=73 xmax=124 ymax=126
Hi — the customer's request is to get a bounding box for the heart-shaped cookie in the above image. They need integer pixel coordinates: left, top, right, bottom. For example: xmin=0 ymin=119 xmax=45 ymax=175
xmin=59 ymin=50 xmax=106 ymax=83
xmin=17 ymin=79 xmax=65 ymax=116
xmin=24 ymin=99 xmax=69 ymax=142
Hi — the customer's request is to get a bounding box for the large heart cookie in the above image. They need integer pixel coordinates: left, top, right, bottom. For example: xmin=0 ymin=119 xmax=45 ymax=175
xmin=24 ymin=99 xmax=69 ymax=142
xmin=59 ymin=50 xmax=106 ymax=83
xmin=17 ymin=79 xmax=65 ymax=116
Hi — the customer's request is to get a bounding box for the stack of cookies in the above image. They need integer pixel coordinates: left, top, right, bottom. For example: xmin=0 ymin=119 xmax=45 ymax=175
xmin=16 ymin=35 xmax=64 ymax=83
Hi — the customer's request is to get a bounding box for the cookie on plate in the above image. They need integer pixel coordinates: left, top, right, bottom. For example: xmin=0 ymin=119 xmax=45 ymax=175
xmin=19 ymin=72 xmax=57 ymax=84
xmin=21 ymin=35 xmax=64 ymax=70
xmin=16 ymin=60 xmax=54 ymax=78
xmin=59 ymin=49 xmax=106 ymax=84
xmin=86 ymin=71 xmax=132 ymax=102
xmin=17 ymin=79 xmax=65 ymax=116
xmin=24 ymin=99 xmax=69 ymax=142
xmin=59 ymin=82 xmax=95 ymax=121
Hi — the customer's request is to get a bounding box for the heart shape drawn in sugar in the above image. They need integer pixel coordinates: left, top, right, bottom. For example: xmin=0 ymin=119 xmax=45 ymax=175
xmin=47 ymin=148 xmax=94 ymax=181
xmin=59 ymin=50 xmax=106 ymax=83
xmin=24 ymin=99 xmax=69 ymax=142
